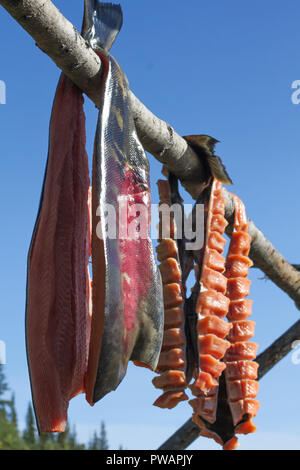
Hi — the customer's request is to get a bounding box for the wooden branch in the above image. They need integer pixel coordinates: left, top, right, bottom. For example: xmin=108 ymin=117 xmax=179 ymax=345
xmin=0 ymin=0 xmax=205 ymax=188
xmin=1 ymin=0 xmax=300 ymax=310
xmin=256 ymin=318 xmax=300 ymax=379
xmin=158 ymin=318 xmax=300 ymax=450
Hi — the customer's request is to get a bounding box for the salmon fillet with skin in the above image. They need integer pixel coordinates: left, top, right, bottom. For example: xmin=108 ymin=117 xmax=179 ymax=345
xmin=151 ymin=179 xmax=189 ymax=409
xmin=191 ymin=192 xmax=259 ymax=450
xmin=188 ymin=180 xmax=231 ymax=427
xmin=26 ymin=74 xmax=91 ymax=433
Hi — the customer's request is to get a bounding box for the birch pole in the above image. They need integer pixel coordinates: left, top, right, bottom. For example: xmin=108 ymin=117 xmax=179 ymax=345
xmin=1 ymin=0 xmax=300 ymax=310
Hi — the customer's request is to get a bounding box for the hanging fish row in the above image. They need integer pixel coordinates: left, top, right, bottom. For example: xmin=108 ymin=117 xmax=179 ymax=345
xmin=25 ymin=1 xmax=164 ymax=434
xmin=153 ymin=157 xmax=259 ymax=450
xmin=25 ymin=0 xmax=259 ymax=450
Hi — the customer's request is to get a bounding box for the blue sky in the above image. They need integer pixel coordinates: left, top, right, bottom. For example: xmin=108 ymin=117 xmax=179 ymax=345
xmin=0 ymin=0 xmax=300 ymax=450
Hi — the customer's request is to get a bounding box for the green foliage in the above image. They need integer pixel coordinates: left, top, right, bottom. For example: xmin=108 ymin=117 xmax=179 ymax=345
xmin=0 ymin=364 xmax=112 ymax=450
xmin=88 ymin=421 xmax=109 ymax=450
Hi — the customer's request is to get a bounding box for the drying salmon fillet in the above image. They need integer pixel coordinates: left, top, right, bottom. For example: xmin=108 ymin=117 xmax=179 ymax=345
xmin=227 ymin=320 xmax=256 ymax=342
xmin=196 ymin=291 xmax=230 ymax=318
xmin=208 ymin=231 xmax=227 ymax=253
xmin=225 ymin=360 xmax=259 ymax=381
xmin=227 ymin=299 xmax=253 ymax=321
xmin=189 ymin=179 xmax=229 ymax=404
xmin=151 ymin=138 xmax=259 ymax=451
xmin=190 ymin=190 xmax=259 ymax=450
xmin=152 ymin=179 xmax=188 ymax=409
xmin=197 ymin=316 xmax=232 ymax=339
xmin=26 ymin=74 xmax=91 ymax=433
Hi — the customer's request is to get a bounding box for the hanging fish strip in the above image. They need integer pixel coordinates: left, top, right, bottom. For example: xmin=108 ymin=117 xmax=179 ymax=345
xmin=83 ymin=2 xmax=164 ymax=406
xmin=151 ymin=179 xmax=189 ymax=409
xmin=152 ymin=135 xmax=259 ymax=450
xmin=26 ymin=1 xmax=163 ymax=433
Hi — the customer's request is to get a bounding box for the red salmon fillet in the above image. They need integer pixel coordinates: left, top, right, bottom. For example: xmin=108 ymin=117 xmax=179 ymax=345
xmin=26 ymin=74 xmax=91 ymax=433
xmin=227 ymin=320 xmax=255 ymax=342
xmin=153 ymin=390 xmax=189 ymax=409
xmin=189 ymin=393 xmax=218 ymax=423
xmin=159 ymin=258 xmax=182 ymax=284
xmin=226 ymin=277 xmax=251 ymax=300
xmin=225 ymin=341 xmax=258 ymax=361
xmin=199 ymin=354 xmax=227 ymax=378
xmin=156 ymin=348 xmax=186 ymax=372
xmin=210 ymin=214 xmax=228 ymax=234
xmin=163 ymin=283 xmax=183 ymax=308
xmin=211 ymin=194 xmax=226 ymax=215
xmin=225 ymin=360 xmax=259 ymax=381
xmin=156 ymin=238 xmax=179 ymax=262
xmin=191 ymin=192 xmax=259 ymax=450
xmin=223 ymin=195 xmax=259 ymax=443
xmin=225 ymin=254 xmax=253 ymax=278
xmin=161 ymin=328 xmax=186 ymax=350
xmin=198 ymin=334 xmax=231 ymax=360
xmin=152 ymin=370 xmax=187 ymax=389
xmin=196 ymin=290 xmax=230 ymax=318
xmin=205 ymin=249 xmax=226 ymax=273
xmin=164 ymin=307 xmax=184 ymax=329
xmin=198 ymin=316 xmax=232 ymax=339
xmin=226 ymin=379 xmax=259 ymax=401
xmin=227 ymin=299 xmax=252 ymax=321
xmin=201 ymin=267 xmax=227 ymax=294
xmin=229 ymin=231 xmax=251 ymax=256
xmin=152 ymin=179 xmax=188 ymax=409
xmin=192 ymin=372 xmax=218 ymax=393
xmin=230 ymin=399 xmax=260 ymax=426
xmin=191 ymin=179 xmax=229 ymax=413
xmin=208 ymin=231 xmax=227 ymax=253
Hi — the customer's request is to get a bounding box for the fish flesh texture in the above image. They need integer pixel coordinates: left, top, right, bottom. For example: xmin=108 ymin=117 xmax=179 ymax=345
xmin=83 ymin=1 xmax=164 ymax=405
xmin=192 ymin=193 xmax=259 ymax=450
xmin=152 ymin=180 xmax=188 ymax=409
xmin=223 ymin=195 xmax=260 ymax=448
xmin=26 ymin=74 xmax=91 ymax=433
xmin=189 ymin=180 xmax=231 ymax=425
xmin=26 ymin=1 xmax=164 ymax=430
xmin=151 ymin=134 xmax=260 ymax=450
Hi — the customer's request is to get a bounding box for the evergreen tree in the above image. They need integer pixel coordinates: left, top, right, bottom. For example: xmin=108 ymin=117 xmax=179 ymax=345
xmin=88 ymin=421 xmax=109 ymax=450
xmin=10 ymin=393 xmax=17 ymax=427
xmin=0 ymin=364 xmax=113 ymax=450
xmin=0 ymin=366 xmax=21 ymax=449
xmin=23 ymin=402 xmax=36 ymax=448
xmin=99 ymin=421 xmax=109 ymax=450
xmin=0 ymin=364 xmax=9 ymax=415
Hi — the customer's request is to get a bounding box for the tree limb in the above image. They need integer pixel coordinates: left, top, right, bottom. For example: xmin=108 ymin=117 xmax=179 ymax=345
xmin=1 ymin=0 xmax=300 ymax=311
xmin=0 ymin=0 xmax=205 ymax=188
xmin=158 ymin=318 xmax=300 ymax=450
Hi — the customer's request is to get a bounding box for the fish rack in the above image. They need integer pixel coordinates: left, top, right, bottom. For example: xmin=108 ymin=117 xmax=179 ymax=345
xmin=1 ymin=0 xmax=300 ymax=450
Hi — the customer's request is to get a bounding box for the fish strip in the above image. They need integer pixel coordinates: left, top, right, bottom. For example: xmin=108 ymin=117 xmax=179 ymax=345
xmin=189 ymin=180 xmax=230 ymax=425
xmin=26 ymin=74 xmax=91 ymax=433
xmin=223 ymin=195 xmax=260 ymax=440
xmin=192 ymin=194 xmax=259 ymax=449
xmin=152 ymin=180 xmax=188 ymax=409
xmin=83 ymin=2 xmax=164 ymax=405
